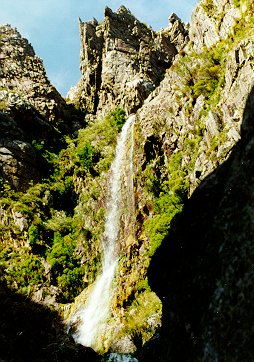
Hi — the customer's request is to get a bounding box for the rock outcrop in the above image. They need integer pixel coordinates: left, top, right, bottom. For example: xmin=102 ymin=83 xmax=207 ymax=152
xmin=0 ymin=25 xmax=65 ymax=124
xmin=0 ymin=25 xmax=85 ymax=190
xmin=135 ymin=0 xmax=254 ymax=198
xmin=133 ymin=0 xmax=254 ymax=360
xmin=68 ymin=6 xmax=188 ymax=117
xmin=0 ymin=112 xmax=43 ymax=190
xmin=189 ymin=0 xmax=242 ymax=51
xmin=145 ymin=85 xmax=254 ymax=362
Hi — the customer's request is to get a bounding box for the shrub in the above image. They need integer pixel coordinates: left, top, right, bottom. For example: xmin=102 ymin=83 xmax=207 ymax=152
xmin=28 ymin=224 xmax=40 ymax=247
xmin=108 ymin=107 xmax=126 ymax=131
xmin=76 ymin=143 xmax=100 ymax=176
xmin=1 ymin=248 xmax=45 ymax=296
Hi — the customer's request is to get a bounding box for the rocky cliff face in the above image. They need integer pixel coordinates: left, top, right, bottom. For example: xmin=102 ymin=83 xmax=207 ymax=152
xmin=134 ymin=0 xmax=254 ymax=360
xmin=134 ymin=0 xmax=254 ymax=206
xmin=145 ymin=86 xmax=254 ymax=362
xmin=0 ymin=25 xmax=70 ymax=125
xmin=68 ymin=6 xmax=188 ymax=117
xmin=0 ymin=25 xmax=85 ymax=190
xmin=1 ymin=1 xmax=254 ymax=361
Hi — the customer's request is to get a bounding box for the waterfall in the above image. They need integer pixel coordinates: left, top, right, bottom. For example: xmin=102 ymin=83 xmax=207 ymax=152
xmin=70 ymin=115 xmax=136 ymax=349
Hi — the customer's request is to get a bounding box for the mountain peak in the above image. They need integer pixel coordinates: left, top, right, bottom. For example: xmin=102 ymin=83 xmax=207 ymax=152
xmin=70 ymin=7 xmax=188 ymax=116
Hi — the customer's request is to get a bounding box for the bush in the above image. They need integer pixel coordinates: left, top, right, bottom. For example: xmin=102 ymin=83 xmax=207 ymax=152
xmin=28 ymin=225 xmax=40 ymax=247
xmin=76 ymin=143 xmax=100 ymax=176
xmin=108 ymin=107 xmax=126 ymax=131
xmin=0 ymin=248 xmax=45 ymax=296
xmin=46 ymin=233 xmax=85 ymax=302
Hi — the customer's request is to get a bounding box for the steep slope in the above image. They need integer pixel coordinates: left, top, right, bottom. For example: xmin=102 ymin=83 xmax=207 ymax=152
xmin=68 ymin=6 xmax=188 ymax=117
xmin=132 ymin=0 xmax=254 ymax=360
xmin=1 ymin=1 xmax=254 ymax=361
xmin=0 ymin=24 xmax=85 ymax=190
xmin=146 ymin=86 xmax=254 ymax=361
xmin=68 ymin=1 xmax=254 ymax=353
xmin=0 ymin=24 xmax=101 ymax=361
xmin=64 ymin=7 xmax=189 ymax=353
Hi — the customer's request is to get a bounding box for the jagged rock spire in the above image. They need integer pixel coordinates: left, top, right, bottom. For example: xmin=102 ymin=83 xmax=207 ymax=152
xmin=70 ymin=7 xmax=188 ymax=117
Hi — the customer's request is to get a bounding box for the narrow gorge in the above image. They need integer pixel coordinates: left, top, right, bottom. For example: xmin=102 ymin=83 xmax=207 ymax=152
xmin=1 ymin=1 xmax=254 ymax=361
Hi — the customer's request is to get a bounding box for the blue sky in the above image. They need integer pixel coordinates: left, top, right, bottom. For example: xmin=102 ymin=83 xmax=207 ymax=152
xmin=0 ymin=0 xmax=198 ymax=96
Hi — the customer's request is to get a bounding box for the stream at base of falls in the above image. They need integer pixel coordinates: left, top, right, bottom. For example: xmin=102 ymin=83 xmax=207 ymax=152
xmin=104 ymin=353 xmax=139 ymax=362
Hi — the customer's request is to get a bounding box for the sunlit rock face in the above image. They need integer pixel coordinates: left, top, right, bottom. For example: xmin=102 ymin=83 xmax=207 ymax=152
xmin=145 ymin=86 xmax=254 ymax=362
xmin=189 ymin=0 xmax=242 ymax=51
xmin=0 ymin=25 xmax=65 ymax=123
xmin=137 ymin=1 xmax=254 ymax=360
xmin=68 ymin=6 xmax=188 ymax=117
xmin=0 ymin=25 xmax=85 ymax=190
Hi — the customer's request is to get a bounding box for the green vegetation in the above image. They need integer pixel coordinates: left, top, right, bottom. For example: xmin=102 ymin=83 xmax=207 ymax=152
xmin=46 ymin=232 xmax=85 ymax=302
xmin=175 ymin=42 xmax=226 ymax=113
xmin=0 ymin=246 xmax=45 ymax=296
xmin=0 ymin=99 xmax=8 ymax=112
xmin=114 ymin=289 xmax=162 ymax=347
xmin=201 ymin=0 xmax=215 ymax=16
xmin=143 ymin=151 xmax=189 ymax=257
xmin=0 ymin=107 xmax=126 ymax=303
xmin=232 ymin=2 xmax=254 ymax=39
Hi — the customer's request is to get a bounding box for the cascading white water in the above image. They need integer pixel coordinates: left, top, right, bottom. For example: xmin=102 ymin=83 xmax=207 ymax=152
xmin=71 ymin=115 xmax=136 ymax=349
xmin=106 ymin=353 xmax=139 ymax=362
